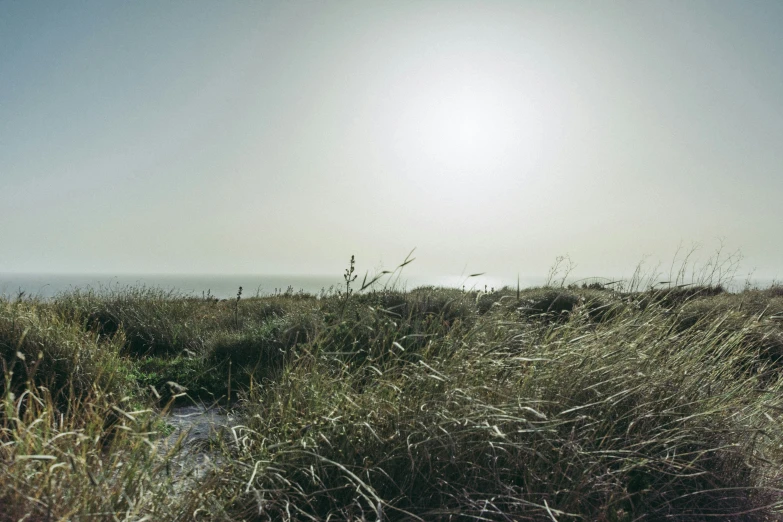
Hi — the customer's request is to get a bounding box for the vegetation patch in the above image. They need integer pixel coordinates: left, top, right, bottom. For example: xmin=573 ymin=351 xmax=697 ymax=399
xmin=3 ymin=278 xmax=783 ymax=520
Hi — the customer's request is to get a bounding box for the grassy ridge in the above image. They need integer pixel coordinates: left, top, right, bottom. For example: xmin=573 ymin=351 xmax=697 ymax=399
xmin=2 ymin=283 xmax=783 ymax=520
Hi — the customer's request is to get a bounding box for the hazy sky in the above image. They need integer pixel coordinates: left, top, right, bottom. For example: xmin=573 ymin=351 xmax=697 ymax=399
xmin=2 ymin=1 xmax=783 ymax=281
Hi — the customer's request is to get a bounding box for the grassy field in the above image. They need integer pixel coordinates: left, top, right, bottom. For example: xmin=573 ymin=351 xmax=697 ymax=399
xmin=3 ymin=277 xmax=783 ymax=520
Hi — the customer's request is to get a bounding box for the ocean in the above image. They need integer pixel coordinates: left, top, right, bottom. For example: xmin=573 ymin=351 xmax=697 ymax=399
xmin=2 ymin=272 xmax=772 ymax=300
xmin=0 ymin=273 xmax=522 ymax=300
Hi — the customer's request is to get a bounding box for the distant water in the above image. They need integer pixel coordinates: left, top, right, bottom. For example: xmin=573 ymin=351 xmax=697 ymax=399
xmin=2 ymin=273 xmax=773 ymax=300
xmin=0 ymin=273 xmax=522 ymax=300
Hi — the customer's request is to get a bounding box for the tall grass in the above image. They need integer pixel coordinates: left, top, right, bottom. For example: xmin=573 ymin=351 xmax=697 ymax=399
xmin=2 ymin=280 xmax=783 ymax=520
xmin=209 ymin=298 xmax=783 ymax=520
xmin=0 ymin=381 xmax=229 ymax=521
xmin=0 ymin=299 xmax=133 ymax=402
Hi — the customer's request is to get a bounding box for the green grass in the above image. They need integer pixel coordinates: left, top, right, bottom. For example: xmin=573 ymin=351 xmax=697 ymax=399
xmin=3 ymin=281 xmax=783 ymax=520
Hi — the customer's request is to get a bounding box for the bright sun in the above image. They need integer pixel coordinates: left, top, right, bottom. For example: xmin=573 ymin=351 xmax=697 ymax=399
xmin=394 ymin=76 xmax=554 ymax=181
xmin=381 ymin=40 xmax=569 ymax=202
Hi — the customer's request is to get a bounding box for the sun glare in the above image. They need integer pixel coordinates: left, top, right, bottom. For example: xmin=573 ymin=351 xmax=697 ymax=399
xmin=389 ymin=61 xmax=564 ymax=200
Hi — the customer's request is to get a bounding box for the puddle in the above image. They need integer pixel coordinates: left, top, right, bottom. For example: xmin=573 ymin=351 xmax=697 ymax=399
xmin=164 ymin=404 xmax=233 ymax=444
xmin=157 ymin=404 xmax=234 ymax=483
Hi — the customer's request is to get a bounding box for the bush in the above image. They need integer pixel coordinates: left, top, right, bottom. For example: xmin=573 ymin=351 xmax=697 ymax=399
xmin=318 ymin=290 xmax=471 ymax=369
xmin=513 ymin=287 xmax=621 ymax=322
xmin=0 ymin=299 xmax=133 ymax=403
xmin=206 ymin=308 xmax=323 ymax=397
xmin=54 ymin=287 xmax=213 ymax=356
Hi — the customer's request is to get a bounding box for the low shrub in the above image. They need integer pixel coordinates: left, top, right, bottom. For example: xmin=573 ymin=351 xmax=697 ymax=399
xmin=206 ymin=308 xmax=323 ymax=397
xmin=0 ymin=300 xmax=133 ymax=403
xmin=54 ymin=287 xmax=217 ymax=356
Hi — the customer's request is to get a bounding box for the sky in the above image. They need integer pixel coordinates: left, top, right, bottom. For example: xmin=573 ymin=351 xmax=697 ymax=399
xmin=2 ymin=1 xmax=783 ymax=283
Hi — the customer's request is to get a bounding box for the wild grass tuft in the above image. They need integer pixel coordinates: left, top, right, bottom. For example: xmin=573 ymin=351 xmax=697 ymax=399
xmin=0 ymin=298 xmax=133 ymax=403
